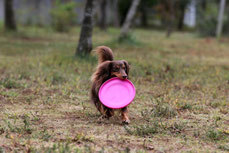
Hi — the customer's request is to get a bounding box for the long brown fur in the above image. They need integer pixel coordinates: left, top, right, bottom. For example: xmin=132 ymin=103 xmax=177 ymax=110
xmin=95 ymin=46 xmax=114 ymax=64
xmin=90 ymin=46 xmax=130 ymax=124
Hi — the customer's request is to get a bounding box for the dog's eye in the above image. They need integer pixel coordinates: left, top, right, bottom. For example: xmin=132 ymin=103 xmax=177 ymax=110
xmin=113 ymin=67 xmax=119 ymax=72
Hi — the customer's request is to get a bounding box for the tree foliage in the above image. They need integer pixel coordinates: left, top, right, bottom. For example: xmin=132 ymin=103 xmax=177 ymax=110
xmin=51 ymin=0 xmax=76 ymax=32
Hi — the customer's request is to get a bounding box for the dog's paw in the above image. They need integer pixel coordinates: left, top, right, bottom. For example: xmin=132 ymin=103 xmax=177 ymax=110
xmin=122 ymin=119 xmax=130 ymax=125
xmin=97 ymin=115 xmax=107 ymax=123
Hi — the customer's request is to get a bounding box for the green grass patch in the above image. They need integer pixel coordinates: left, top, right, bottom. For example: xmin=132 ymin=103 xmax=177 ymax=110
xmin=0 ymin=26 xmax=229 ymax=152
xmin=0 ymin=78 xmax=22 ymax=89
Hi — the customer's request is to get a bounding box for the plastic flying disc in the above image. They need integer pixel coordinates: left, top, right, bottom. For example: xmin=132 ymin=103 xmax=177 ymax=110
xmin=99 ymin=77 xmax=136 ymax=109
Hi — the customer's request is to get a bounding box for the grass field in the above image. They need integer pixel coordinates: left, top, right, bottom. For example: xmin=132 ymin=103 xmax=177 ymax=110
xmin=0 ymin=27 xmax=229 ymax=152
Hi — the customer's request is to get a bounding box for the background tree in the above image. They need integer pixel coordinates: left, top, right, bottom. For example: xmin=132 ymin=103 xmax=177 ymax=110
xmin=155 ymin=0 xmax=176 ymax=37
xmin=118 ymin=0 xmax=132 ymax=26
xmin=76 ymin=0 xmax=94 ymax=56
xmin=177 ymin=0 xmax=190 ymax=31
xmin=119 ymin=0 xmax=141 ymax=39
xmin=196 ymin=0 xmax=217 ymax=36
xmin=216 ymin=0 xmax=226 ymax=38
xmin=201 ymin=0 xmax=207 ymax=11
xmin=99 ymin=0 xmax=107 ymax=30
xmin=165 ymin=0 xmax=175 ymax=37
xmin=139 ymin=0 xmax=148 ymax=27
xmin=225 ymin=2 xmax=229 ymax=35
xmin=112 ymin=0 xmax=120 ymax=27
xmin=138 ymin=0 xmax=156 ymax=27
xmin=4 ymin=0 xmax=17 ymax=31
xmin=51 ymin=0 xmax=76 ymax=32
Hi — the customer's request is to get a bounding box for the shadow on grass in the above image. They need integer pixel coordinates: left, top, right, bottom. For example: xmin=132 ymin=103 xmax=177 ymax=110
xmin=101 ymin=34 xmax=145 ymax=49
xmin=74 ymin=53 xmax=97 ymax=65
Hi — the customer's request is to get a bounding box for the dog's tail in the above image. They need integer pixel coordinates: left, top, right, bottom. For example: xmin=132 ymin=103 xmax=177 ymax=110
xmin=95 ymin=46 xmax=114 ymax=64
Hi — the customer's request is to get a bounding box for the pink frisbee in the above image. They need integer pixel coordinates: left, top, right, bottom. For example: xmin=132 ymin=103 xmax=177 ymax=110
xmin=99 ymin=77 xmax=136 ymax=109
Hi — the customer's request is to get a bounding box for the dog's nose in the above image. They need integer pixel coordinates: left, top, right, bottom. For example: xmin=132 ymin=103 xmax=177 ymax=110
xmin=122 ymin=76 xmax=127 ymax=79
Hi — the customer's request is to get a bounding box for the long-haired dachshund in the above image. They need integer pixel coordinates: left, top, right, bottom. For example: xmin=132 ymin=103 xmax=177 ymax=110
xmin=90 ymin=46 xmax=130 ymax=124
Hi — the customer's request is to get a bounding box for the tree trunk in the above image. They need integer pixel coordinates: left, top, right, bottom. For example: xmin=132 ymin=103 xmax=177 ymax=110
xmin=177 ymin=6 xmax=185 ymax=31
xmin=112 ymin=0 xmax=120 ymax=27
xmin=35 ymin=0 xmax=41 ymax=26
xmin=76 ymin=0 xmax=94 ymax=56
xmin=120 ymin=0 xmax=141 ymax=38
xmin=99 ymin=0 xmax=107 ymax=30
xmin=201 ymin=0 xmax=207 ymax=11
xmin=216 ymin=0 xmax=226 ymax=38
xmin=4 ymin=0 xmax=17 ymax=31
xmin=140 ymin=2 xmax=148 ymax=27
xmin=166 ymin=0 xmax=175 ymax=38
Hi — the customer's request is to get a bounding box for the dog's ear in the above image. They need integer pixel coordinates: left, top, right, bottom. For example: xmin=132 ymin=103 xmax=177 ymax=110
xmin=98 ymin=61 xmax=112 ymax=77
xmin=123 ymin=60 xmax=130 ymax=75
xmin=91 ymin=61 xmax=113 ymax=85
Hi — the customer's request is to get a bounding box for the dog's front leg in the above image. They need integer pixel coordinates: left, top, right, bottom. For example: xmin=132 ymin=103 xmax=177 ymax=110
xmin=121 ymin=107 xmax=130 ymax=124
xmin=104 ymin=106 xmax=114 ymax=119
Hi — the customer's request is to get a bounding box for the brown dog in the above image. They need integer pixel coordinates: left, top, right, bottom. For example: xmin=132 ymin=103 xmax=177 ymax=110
xmin=90 ymin=46 xmax=130 ymax=124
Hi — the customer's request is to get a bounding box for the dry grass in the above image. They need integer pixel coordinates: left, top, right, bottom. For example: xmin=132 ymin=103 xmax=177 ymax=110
xmin=0 ymin=27 xmax=229 ymax=152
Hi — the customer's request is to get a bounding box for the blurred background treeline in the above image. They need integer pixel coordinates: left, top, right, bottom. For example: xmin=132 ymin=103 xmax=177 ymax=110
xmin=0 ymin=0 xmax=229 ymax=37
